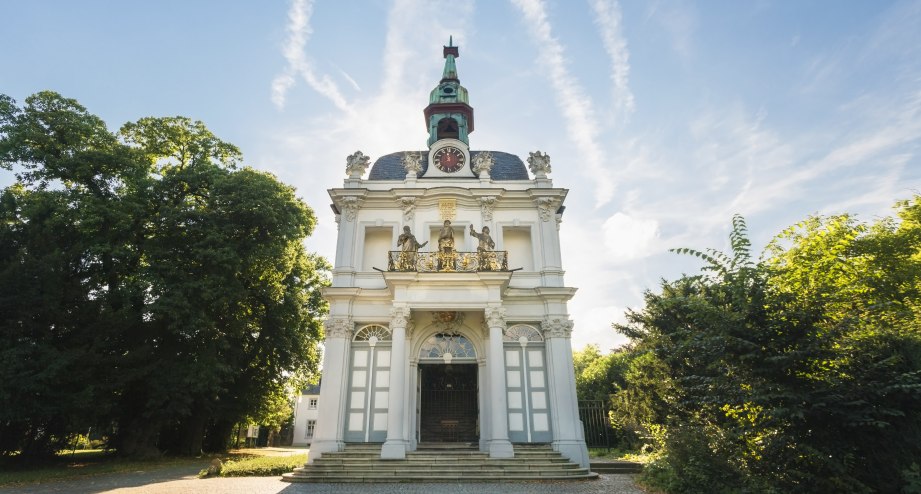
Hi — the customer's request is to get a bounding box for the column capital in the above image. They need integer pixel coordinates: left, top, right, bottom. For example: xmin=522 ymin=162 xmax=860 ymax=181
xmin=541 ymin=315 xmax=573 ymax=339
xmin=390 ymin=306 xmax=412 ymax=330
xmin=484 ymin=306 xmax=506 ymax=329
xmin=324 ymin=317 xmax=353 ymax=339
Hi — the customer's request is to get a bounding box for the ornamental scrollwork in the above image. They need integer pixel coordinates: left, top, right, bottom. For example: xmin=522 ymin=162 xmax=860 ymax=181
xmin=401 ymin=152 xmax=423 ymax=175
xmin=346 ymin=150 xmax=371 ymax=178
xmin=527 ymin=151 xmax=551 ymax=178
xmin=541 ymin=316 xmax=573 ymax=338
xmin=431 ymin=311 xmax=466 ymax=332
xmin=324 ymin=317 xmax=353 ymax=339
xmin=536 ymin=196 xmax=560 ymax=222
xmin=472 ymin=151 xmax=495 ymax=176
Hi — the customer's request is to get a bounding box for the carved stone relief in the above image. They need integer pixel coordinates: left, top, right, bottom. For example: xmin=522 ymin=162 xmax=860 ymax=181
xmin=541 ymin=316 xmax=573 ymax=338
xmin=324 ymin=317 xmax=353 ymax=339
xmin=536 ymin=196 xmax=560 ymax=222
xmin=527 ymin=151 xmax=552 ymax=178
xmin=345 ymin=150 xmax=371 ymax=179
xmin=479 ymin=196 xmax=497 ymax=222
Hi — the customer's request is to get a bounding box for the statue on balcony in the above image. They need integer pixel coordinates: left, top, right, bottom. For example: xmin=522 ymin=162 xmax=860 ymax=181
xmin=470 ymin=225 xmax=498 ymax=271
xmin=469 ymin=224 xmax=495 ymax=252
xmin=438 ymin=220 xmax=456 ymax=253
xmin=396 ymin=226 xmax=427 ymax=271
xmin=397 ymin=226 xmax=427 ymax=252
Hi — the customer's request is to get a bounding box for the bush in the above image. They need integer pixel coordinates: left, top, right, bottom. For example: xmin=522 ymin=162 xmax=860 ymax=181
xmin=201 ymin=454 xmax=308 ymax=477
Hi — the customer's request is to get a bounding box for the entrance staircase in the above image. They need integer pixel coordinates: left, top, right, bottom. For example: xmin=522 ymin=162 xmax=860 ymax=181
xmin=282 ymin=443 xmax=598 ymax=483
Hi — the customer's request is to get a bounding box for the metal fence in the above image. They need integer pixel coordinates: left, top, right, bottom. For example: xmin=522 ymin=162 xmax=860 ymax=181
xmin=578 ymin=400 xmax=614 ymax=450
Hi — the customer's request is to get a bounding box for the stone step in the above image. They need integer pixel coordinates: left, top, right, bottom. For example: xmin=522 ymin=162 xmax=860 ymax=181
xmin=283 ymin=473 xmax=598 ymax=483
xmin=303 ymin=463 xmax=582 ymax=472
xmin=282 ymin=444 xmax=597 ymax=483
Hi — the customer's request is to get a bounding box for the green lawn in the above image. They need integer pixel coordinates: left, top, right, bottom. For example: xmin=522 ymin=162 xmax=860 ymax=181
xmin=0 ymin=450 xmax=207 ymax=486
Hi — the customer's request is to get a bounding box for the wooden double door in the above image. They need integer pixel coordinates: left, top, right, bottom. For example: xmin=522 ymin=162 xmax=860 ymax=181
xmin=418 ymin=364 xmax=479 ymax=443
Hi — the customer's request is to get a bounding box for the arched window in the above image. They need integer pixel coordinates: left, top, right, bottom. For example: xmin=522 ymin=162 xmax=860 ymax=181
xmin=503 ymin=324 xmax=543 ymax=343
xmin=436 ymin=117 xmax=459 ymax=140
xmin=419 ymin=333 xmax=477 ymax=360
xmin=353 ymin=324 xmax=391 ymax=342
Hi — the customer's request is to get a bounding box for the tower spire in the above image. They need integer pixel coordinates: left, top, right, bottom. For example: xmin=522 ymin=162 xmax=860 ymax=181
xmin=442 ymin=36 xmax=459 ymax=81
xmin=425 ymin=38 xmax=474 ymax=147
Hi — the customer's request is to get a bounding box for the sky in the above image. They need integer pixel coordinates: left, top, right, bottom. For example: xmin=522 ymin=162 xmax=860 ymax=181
xmin=2 ymin=0 xmax=921 ymax=352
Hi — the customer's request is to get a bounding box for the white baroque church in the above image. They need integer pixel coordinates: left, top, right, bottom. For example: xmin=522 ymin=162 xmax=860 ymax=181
xmin=307 ymin=40 xmax=589 ymax=469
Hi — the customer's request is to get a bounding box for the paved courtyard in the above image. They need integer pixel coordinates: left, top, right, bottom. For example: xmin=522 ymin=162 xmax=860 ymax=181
xmin=0 ymin=467 xmax=645 ymax=494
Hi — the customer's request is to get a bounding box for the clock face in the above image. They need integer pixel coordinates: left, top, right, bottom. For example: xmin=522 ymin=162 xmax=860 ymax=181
xmin=433 ymin=146 xmax=466 ymax=173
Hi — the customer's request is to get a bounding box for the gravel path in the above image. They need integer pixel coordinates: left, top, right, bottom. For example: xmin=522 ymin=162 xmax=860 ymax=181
xmin=1 ymin=469 xmax=645 ymax=494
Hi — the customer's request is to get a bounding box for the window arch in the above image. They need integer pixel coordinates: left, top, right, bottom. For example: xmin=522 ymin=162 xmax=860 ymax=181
xmin=436 ymin=117 xmax=459 ymax=140
xmin=353 ymin=324 xmax=391 ymax=342
xmin=419 ymin=332 xmax=477 ymax=360
xmin=503 ymin=324 xmax=543 ymax=343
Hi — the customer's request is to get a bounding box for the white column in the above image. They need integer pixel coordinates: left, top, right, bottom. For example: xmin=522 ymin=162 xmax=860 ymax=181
xmin=542 ymin=316 xmax=589 ymax=468
xmin=307 ymin=317 xmax=352 ymax=463
xmin=381 ymin=305 xmax=410 ymax=459
xmin=486 ymin=306 xmax=514 ymax=458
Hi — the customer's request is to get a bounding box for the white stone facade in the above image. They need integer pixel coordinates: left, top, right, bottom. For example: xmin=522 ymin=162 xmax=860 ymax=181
xmin=307 ymin=41 xmax=588 ymax=468
xmin=308 ymin=166 xmax=589 ymax=467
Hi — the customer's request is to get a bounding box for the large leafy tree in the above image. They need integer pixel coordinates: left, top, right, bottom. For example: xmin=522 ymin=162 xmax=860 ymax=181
xmin=616 ymin=208 xmax=921 ymax=493
xmin=0 ymin=92 xmax=328 ymax=458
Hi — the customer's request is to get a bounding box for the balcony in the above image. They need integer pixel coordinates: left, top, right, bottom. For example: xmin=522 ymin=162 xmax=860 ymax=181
xmin=388 ymin=251 xmax=509 ymax=272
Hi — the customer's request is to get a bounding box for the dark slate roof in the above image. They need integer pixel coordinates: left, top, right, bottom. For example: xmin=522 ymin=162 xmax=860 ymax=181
xmin=301 ymin=383 xmax=321 ymax=395
xmin=367 ymin=151 xmax=530 ymax=181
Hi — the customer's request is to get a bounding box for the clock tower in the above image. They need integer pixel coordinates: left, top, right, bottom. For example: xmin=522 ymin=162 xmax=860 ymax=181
xmin=293 ymin=38 xmax=591 ymax=482
xmin=423 ymin=37 xmax=474 ymax=178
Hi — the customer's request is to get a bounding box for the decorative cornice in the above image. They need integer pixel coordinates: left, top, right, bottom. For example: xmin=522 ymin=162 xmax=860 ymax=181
xmin=541 ymin=316 xmax=573 ymax=339
xmin=527 ymin=151 xmax=551 ymax=178
xmin=484 ymin=307 xmax=506 ymax=329
xmin=324 ymin=317 xmax=353 ymax=339
xmin=346 ymin=151 xmax=371 ymax=179
xmin=536 ymin=196 xmax=560 ymax=222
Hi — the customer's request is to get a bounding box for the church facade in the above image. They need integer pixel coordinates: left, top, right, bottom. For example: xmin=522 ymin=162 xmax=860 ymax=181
xmin=308 ymin=41 xmax=589 ymax=468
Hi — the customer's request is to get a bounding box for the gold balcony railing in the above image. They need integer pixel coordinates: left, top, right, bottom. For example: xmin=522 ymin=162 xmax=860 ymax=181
xmin=388 ymin=251 xmax=509 ymax=272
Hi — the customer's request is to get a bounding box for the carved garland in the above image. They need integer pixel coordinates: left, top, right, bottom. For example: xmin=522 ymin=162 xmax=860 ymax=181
xmin=536 ymin=197 xmax=560 ymax=222
xmin=336 ymin=196 xmax=363 ymax=222
xmin=398 ymin=197 xmax=416 ymax=223
xmin=479 ymin=196 xmax=497 ymax=223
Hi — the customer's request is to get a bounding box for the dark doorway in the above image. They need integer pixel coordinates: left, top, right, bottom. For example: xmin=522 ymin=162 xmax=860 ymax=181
xmin=419 ymin=364 xmax=478 ymax=442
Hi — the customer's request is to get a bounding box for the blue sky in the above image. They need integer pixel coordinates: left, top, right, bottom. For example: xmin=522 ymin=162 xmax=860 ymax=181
xmin=3 ymin=1 xmax=920 ymax=351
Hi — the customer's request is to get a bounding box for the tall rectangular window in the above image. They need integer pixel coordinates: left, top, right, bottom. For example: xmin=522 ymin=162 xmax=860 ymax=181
xmin=306 ymin=419 xmax=316 ymax=439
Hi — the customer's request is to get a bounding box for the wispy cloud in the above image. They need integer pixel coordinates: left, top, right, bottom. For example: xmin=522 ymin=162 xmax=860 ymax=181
xmin=590 ymin=0 xmax=635 ymax=122
xmin=272 ymin=0 xmax=351 ymax=112
xmin=511 ymin=0 xmax=613 ymax=207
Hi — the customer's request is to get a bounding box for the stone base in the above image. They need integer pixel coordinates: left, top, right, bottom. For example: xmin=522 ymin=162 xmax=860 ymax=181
xmin=307 ymin=439 xmax=344 ymax=464
xmin=487 ymin=439 xmax=514 ymax=458
xmin=553 ymin=439 xmax=590 ymax=468
xmin=380 ymin=440 xmax=408 ymax=459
